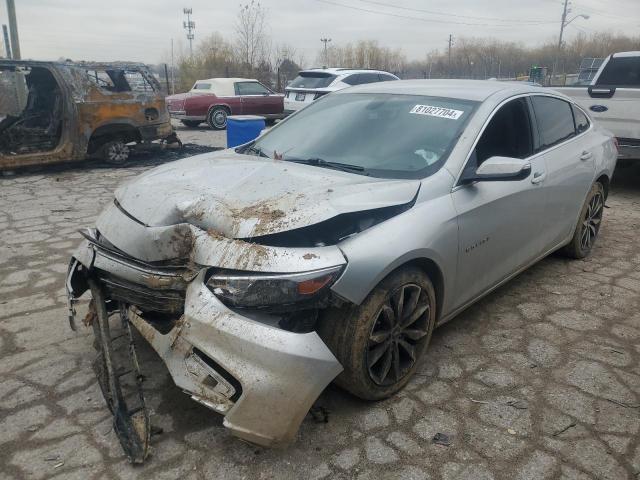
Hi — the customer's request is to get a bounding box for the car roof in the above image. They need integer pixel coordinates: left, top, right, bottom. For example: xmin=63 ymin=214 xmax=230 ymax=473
xmin=611 ymin=51 xmax=640 ymax=58
xmin=301 ymin=68 xmax=396 ymax=76
xmin=336 ymin=79 xmax=559 ymax=102
xmin=196 ymin=78 xmax=256 ymax=84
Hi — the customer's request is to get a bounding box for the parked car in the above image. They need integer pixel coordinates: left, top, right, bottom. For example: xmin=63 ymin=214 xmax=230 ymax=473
xmin=165 ymin=78 xmax=285 ymax=129
xmin=552 ymin=51 xmax=640 ymax=159
xmin=0 ymin=60 xmax=175 ymax=168
xmin=284 ymin=67 xmax=399 ymax=113
xmin=67 ymin=80 xmax=616 ymax=460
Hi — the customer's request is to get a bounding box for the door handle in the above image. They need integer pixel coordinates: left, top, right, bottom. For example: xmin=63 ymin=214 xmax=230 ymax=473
xmin=531 ymin=171 xmax=546 ymax=184
xmin=580 ymin=151 xmax=593 ymax=161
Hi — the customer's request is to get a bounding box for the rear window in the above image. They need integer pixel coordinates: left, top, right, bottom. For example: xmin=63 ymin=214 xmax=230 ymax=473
xmin=531 ymin=96 xmax=576 ymax=150
xmin=572 ymin=105 xmax=590 ymax=134
xmin=289 ymin=72 xmax=336 ymax=89
xmin=596 ymin=56 xmax=640 ymax=87
xmin=193 ymin=83 xmax=211 ymax=90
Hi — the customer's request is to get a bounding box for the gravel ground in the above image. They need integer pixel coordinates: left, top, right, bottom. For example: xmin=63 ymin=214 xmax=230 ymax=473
xmin=1 ymin=126 xmax=639 ymax=479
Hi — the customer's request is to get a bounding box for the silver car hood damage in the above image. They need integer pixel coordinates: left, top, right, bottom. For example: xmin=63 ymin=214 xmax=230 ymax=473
xmin=114 ymin=152 xmax=421 ymax=239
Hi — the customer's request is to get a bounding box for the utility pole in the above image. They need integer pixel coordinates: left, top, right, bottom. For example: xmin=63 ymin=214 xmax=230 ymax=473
xmin=183 ymin=8 xmax=195 ymax=57
xmin=448 ymin=34 xmax=454 ymax=76
xmin=2 ymin=24 xmax=11 ymax=59
xmin=320 ymin=37 xmax=331 ymax=66
xmin=6 ymin=0 xmax=20 ymax=59
xmin=557 ymin=0 xmax=569 ymax=50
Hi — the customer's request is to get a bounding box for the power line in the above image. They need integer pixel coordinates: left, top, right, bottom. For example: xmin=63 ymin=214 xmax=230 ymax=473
xmin=313 ymin=0 xmax=560 ymax=27
xmin=356 ymin=0 xmax=557 ymax=24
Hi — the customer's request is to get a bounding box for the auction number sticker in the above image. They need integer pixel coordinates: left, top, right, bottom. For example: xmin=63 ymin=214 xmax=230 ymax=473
xmin=409 ymin=105 xmax=464 ymax=120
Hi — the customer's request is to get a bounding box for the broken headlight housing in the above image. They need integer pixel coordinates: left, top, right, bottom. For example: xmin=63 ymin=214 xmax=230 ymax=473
xmin=205 ymin=266 xmax=343 ymax=308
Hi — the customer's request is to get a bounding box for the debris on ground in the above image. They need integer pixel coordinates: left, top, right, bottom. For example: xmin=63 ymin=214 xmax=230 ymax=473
xmin=432 ymin=432 xmax=451 ymax=446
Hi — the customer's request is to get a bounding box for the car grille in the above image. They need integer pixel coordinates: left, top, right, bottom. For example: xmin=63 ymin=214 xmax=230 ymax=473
xmin=88 ymin=230 xmax=190 ymax=314
xmin=97 ymin=269 xmax=186 ymax=314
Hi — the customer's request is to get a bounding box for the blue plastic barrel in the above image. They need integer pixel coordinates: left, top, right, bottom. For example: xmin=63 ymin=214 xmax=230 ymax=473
xmin=226 ymin=115 xmax=266 ymax=148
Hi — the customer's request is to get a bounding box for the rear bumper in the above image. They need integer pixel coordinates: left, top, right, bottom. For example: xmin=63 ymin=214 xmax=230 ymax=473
xmin=139 ymin=121 xmax=173 ymax=141
xmin=66 ymin=236 xmax=343 ymax=447
xmin=617 ymin=138 xmax=640 ymax=159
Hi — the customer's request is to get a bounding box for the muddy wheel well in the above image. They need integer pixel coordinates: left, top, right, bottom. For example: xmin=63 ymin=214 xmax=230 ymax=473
xmin=88 ymin=124 xmax=141 ymax=154
xmin=399 ymin=258 xmax=444 ymax=322
xmin=596 ymin=174 xmax=610 ymax=199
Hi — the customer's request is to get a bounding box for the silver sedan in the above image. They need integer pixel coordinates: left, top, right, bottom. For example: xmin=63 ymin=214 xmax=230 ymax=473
xmin=66 ymin=80 xmax=617 ymax=459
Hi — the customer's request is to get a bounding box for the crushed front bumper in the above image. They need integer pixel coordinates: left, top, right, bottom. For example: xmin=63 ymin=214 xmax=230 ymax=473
xmin=67 ymin=235 xmax=343 ymax=447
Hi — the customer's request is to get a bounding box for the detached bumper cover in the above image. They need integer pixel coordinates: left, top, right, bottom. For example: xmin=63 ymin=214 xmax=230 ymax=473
xmin=130 ymin=271 xmax=342 ymax=446
xmin=67 ymin=237 xmax=343 ymax=447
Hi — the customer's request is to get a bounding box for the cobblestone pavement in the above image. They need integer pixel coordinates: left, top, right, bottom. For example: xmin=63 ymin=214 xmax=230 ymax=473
xmin=1 ymin=143 xmax=639 ymax=479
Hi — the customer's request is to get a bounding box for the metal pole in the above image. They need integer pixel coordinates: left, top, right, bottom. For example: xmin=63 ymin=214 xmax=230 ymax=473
xmin=448 ymin=34 xmax=453 ymax=76
xmin=170 ymin=38 xmax=175 ymax=94
xmin=6 ymin=0 xmax=20 ymax=59
xmin=164 ymin=63 xmax=170 ymax=94
xmin=2 ymin=24 xmax=11 ymax=59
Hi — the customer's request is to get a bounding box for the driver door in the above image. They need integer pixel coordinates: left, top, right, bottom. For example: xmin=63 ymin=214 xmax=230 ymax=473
xmin=451 ymin=96 xmax=549 ymax=308
xmin=236 ymin=81 xmax=279 ymax=115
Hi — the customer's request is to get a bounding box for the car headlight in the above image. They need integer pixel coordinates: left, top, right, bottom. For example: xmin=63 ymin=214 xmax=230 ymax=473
xmin=205 ymin=266 xmax=343 ymax=308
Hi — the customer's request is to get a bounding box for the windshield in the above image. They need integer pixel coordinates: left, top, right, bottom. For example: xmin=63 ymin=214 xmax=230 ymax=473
xmin=251 ymin=93 xmax=477 ymax=179
xmin=288 ymin=72 xmax=336 ymax=89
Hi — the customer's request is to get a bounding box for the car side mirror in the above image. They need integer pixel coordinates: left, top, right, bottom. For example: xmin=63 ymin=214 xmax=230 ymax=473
xmin=461 ymin=156 xmax=531 ymax=184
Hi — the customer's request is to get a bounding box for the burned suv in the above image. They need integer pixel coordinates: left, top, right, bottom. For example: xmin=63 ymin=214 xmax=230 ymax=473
xmin=0 ymin=60 xmax=174 ymax=169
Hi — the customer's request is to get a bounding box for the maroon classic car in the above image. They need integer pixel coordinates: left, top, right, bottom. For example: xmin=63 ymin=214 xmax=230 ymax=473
xmin=165 ymin=78 xmax=285 ymax=129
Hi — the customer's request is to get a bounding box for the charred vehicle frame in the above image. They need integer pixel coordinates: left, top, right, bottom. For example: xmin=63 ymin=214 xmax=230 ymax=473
xmin=0 ymin=60 xmax=176 ymax=169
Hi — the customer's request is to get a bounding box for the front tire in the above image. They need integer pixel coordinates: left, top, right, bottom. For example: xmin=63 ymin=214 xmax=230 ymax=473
xmin=562 ymin=182 xmax=605 ymax=259
xmin=318 ymin=266 xmax=436 ymax=400
xmin=207 ymin=107 xmax=228 ymax=130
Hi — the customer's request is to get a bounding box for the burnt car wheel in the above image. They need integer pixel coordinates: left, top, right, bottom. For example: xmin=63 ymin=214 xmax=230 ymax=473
xmin=181 ymin=120 xmax=201 ymax=128
xmin=100 ymin=139 xmax=130 ymax=165
xmin=207 ymin=107 xmax=228 ymax=130
xmin=562 ymin=182 xmax=605 ymax=259
xmin=318 ymin=266 xmax=436 ymax=400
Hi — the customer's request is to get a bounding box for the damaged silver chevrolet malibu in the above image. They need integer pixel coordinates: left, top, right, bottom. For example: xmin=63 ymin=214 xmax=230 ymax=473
xmin=66 ymin=80 xmax=617 ymax=461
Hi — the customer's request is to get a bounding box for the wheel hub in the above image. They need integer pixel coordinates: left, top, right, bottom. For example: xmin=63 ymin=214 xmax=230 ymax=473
xmin=366 ymin=283 xmax=430 ymax=386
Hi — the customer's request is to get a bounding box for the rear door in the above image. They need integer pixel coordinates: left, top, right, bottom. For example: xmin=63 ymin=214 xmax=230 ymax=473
xmin=588 ymin=55 xmax=640 ymax=143
xmin=236 ymin=81 xmax=280 ymax=115
xmin=451 ymin=96 xmax=549 ymax=308
xmin=530 ymin=96 xmax=596 ymax=247
xmin=567 ymin=55 xmax=640 ymax=142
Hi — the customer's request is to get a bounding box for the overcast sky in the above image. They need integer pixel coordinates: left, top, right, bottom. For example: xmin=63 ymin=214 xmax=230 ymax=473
xmin=1 ymin=0 xmax=638 ymax=65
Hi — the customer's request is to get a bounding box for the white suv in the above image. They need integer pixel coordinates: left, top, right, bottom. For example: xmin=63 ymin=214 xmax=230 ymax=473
xmin=283 ymin=68 xmax=399 ymax=114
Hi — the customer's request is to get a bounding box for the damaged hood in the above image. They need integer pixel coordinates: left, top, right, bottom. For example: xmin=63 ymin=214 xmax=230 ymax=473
xmin=114 ymin=152 xmax=420 ymax=239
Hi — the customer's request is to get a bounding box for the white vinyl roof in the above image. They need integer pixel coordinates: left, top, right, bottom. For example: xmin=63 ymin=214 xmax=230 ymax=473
xmin=190 ymin=78 xmax=255 ymax=96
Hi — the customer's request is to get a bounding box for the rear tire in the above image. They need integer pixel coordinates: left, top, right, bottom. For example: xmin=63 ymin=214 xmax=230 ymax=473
xmin=562 ymin=182 xmax=605 ymax=259
xmin=317 ymin=266 xmax=436 ymax=401
xmin=181 ymin=120 xmax=201 ymax=128
xmin=100 ymin=139 xmax=130 ymax=165
xmin=207 ymin=106 xmax=228 ymax=130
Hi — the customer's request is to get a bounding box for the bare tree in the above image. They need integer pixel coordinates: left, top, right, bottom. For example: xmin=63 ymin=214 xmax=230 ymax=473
xmin=235 ymin=1 xmax=269 ymax=70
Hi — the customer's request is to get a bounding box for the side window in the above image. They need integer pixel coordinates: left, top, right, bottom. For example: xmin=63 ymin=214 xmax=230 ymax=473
xmin=531 ymin=96 xmax=576 ymax=150
xmin=237 ymin=82 xmax=270 ymax=95
xmin=124 ymin=71 xmax=155 ymax=93
xmin=359 ymin=73 xmax=381 ymax=84
xmin=473 ymin=98 xmax=533 ymax=167
xmin=572 ymin=105 xmax=590 ymax=134
xmin=596 ymin=57 xmax=640 ymax=87
xmin=378 ymin=74 xmax=397 ymax=82
xmin=342 ymin=74 xmax=361 ymax=85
